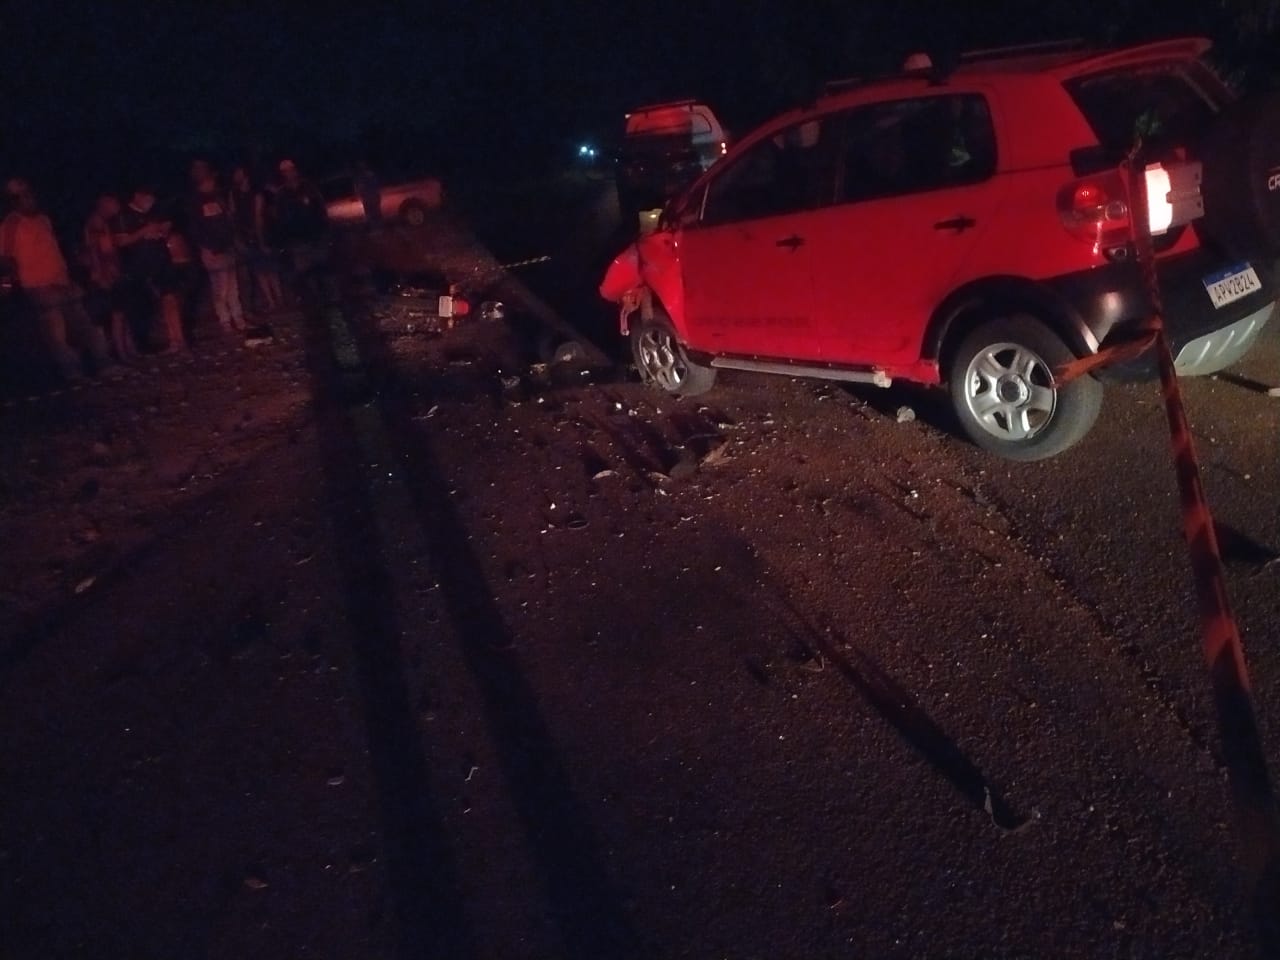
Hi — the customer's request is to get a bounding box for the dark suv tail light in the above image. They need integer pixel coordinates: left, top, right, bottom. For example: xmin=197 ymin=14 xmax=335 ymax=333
xmin=1057 ymin=171 xmax=1131 ymax=253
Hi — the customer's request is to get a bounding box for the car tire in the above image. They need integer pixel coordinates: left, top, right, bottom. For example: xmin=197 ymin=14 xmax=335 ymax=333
xmin=630 ymin=314 xmax=716 ymax=397
xmin=1198 ymin=91 xmax=1280 ymax=259
xmin=947 ymin=314 xmax=1102 ymax=462
xmin=400 ymin=201 xmax=428 ymax=229
xmin=535 ymin=329 xmax=587 ymax=366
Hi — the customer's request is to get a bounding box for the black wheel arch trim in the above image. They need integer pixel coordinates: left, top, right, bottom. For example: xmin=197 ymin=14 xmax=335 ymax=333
xmin=923 ymin=275 xmax=1098 ymax=368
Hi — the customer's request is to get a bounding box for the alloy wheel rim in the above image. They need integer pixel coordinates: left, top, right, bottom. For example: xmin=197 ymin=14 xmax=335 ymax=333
xmin=963 ymin=341 xmax=1057 ymax=442
xmin=637 ymin=328 xmax=687 ymax=391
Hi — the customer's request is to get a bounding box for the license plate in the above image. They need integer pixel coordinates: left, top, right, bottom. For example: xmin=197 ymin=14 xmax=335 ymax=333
xmin=1203 ymin=263 xmax=1262 ymax=309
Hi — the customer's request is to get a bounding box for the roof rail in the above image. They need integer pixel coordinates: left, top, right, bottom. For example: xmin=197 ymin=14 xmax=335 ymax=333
xmin=628 ymin=99 xmax=699 ymax=113
xmin=960 ymin=38 xmax=1088 ymax=62
xmin=822 ymin=76 xmax=866 ymax=94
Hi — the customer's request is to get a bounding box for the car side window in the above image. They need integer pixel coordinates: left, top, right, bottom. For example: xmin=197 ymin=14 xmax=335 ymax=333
xmin=700 ymin=118 xmax=837 ymax=226
xmin=839 ymin=94 xmax=996 ymax=204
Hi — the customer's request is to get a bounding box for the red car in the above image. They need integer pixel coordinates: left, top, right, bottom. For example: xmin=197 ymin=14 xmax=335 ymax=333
xmin=600 ymin=38 xmax=1280 ymax=460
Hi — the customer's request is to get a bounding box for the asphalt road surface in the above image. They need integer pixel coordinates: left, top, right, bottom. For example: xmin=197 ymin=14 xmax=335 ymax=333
xmin=2 ymin=192 xmax=1279 ymax=959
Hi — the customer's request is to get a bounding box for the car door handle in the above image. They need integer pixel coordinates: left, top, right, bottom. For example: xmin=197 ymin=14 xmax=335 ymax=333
xmin=934 ymin=215 xmax=977 ymax=232
xmin=775 ymin=235 xmax=805 ymax=250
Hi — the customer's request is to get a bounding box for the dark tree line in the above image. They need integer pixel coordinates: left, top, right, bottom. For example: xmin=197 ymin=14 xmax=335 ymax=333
xmin=1213 ymin=0 xmax=1280 ymax=87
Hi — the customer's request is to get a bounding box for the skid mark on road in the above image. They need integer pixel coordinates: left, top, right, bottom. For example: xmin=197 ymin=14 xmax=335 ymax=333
xmin=763 ymin=588 xmax=1035 ymax=833
xmin=961 ymin=474 xmax=1229 ymax=771
xmin=435 ymin=380 xmax=1042 ymax=831
xmin=781 ymin=394 xmax=1238 ymax=786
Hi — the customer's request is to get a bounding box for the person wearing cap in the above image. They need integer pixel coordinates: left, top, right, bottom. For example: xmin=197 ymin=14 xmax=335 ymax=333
xmin=0 ymin=178 xmax=118 ymax=380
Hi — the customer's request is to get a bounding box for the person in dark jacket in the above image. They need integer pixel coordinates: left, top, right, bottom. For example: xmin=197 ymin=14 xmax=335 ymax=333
xmin=188 ymin=160 xmax=245 ymax=334
xmin=273 ymin=158 xmax=329 ymax=295
xmin=228 ymin=165 xmax=285 ymax=314
xmin=83 ymin=192 xmax=137 ymax=360
xmin=112 ymin=185 xmax=187 ymax=353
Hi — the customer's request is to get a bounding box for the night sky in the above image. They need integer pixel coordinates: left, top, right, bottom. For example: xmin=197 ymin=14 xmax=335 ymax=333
xmin=0 ymin=0 xmax=1261 ymax=209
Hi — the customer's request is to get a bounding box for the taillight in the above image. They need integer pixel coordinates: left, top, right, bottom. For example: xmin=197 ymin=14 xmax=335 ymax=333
xmin=1056 ymin=171 xmax=1131 ymax=253
xmin=1145 ymin=160 xmax=1204 ymax=235
xmin=1144 ymin=164 xmax=1174 ymax=235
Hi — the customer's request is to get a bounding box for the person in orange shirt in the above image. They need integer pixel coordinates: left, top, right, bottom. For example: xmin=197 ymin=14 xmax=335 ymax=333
xmin=1 ymin=178 xmax=117 ymax=381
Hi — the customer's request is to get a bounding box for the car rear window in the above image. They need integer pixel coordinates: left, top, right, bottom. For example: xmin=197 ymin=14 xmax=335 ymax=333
xmin=1064 ymin=61 xmax=1226 ymax=152
xmin=626 ymin=106 xmax=715 ymax=139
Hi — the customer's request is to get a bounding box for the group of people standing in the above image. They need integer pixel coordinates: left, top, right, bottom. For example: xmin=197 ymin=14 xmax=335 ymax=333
xmin=1 ymin=158 xmax=331 ymax=382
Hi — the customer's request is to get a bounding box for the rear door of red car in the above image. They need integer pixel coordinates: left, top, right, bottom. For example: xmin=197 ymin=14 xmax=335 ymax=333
xmin=676 ymin=116 xmax=841 ymax=360
xmin=806 ymin=92 xmax=1005 ymax=367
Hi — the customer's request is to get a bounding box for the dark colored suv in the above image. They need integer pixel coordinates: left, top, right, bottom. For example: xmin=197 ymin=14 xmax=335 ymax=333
xmin=599 ymin=38 xmax=1280 ymax=460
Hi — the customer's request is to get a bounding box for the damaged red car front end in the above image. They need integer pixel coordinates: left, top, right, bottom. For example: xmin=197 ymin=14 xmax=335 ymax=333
xmin=598 ymin=229 xmax=687 ymax=339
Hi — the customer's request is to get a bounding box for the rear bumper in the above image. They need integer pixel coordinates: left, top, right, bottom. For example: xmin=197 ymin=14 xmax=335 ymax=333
xmin=1043 ymin=248 xmax=1279 ymax=381
xmin=1170 ymin=301 xmax=1273 ymax=375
